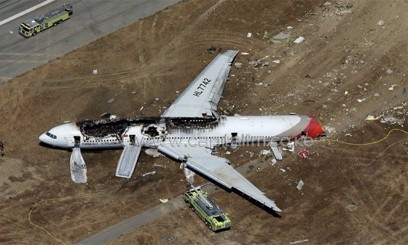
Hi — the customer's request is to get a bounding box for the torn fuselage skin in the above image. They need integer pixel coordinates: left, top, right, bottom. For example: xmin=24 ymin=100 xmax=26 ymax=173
xmin=75 ymin=116 xmax=221 ymax=148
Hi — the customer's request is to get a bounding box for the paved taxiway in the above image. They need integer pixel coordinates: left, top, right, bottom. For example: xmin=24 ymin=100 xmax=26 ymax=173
xmin=0 ymin=0 xmax=182 ymax=83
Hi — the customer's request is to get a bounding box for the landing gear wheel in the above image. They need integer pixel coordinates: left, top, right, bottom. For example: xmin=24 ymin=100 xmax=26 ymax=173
xmin=32 ymin=31 xmax=36 ymax=36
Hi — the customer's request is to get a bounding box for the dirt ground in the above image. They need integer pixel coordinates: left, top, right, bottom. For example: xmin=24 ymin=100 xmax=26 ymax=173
xmin=0 ymin=0 xmax=407 ymax=244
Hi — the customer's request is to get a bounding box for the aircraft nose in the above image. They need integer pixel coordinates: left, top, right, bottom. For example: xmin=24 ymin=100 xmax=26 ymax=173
xmin=39 ymin=133 xmax=51 ymax=145
xmin=305 ymin=118 xmax=324 ymax=138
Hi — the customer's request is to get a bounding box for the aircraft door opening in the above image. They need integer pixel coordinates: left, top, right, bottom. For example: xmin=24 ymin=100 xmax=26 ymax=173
xmin=129 ymin=135 xmax=135 ymax=145
xmin=74 ymin=136 xmax=81 ymax=147
xmin=231 ymin=132 xmax=238 ymax=149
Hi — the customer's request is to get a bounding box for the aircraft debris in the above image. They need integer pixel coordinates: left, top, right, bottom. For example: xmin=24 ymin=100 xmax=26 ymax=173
xmin=249 ymin=60 xmax=269 ymax=68
xmin=280 ymin=168 xmax=286 ymax=172
xmin=241 ymin=52 xmax=250 ymax=56
xmin=296 ymin=180 xmax=304 ymax=190
xmin=207 ymin=46 xmax=216 ymax=54
xmin=283 ymin=142 xmax=295 ymax=152
xmin=184 ymin=167 xmax=195 ymax=185
xmin=377 ymin=20 xmax=385 ymax=26
xmin=386 ymin=68 xmax=393 ymax=74
xmin=289 ymin=239 xmax=309 ymax=245
xmin=271 ymin=32 xmax=291 ymax=43
xmin=262 ymin=31 xmax=269 ymax=39
xmin=153 ymin=163 xmax=165 ymax=168
xmin=380 ymin=115 xmax=405 ymax=126
xmin=92 ymin=69 xmax=98 ymax=75
xmin=159 ymin=198 xmax=169 ymax=203
xmin=107 ymin=98 xmax=115 ymax=104
xmin=145 ymin=149 xmax=162 ymax=157
xmin=297 ymin=149 xmax=310 ymax=158
xmin=325 ymin=126 xmax=336 ymax=134
xmin=293 ymin=36 xmax=305 ymax=44
xmin=166 ymin=235 xmax=176 ymax=243
xmin=346 ymin=204 xmax=358 ymax=212
xmin=336 ymin=9 xmax=352 ymax=15
xmin=9 ymin=30 xmax=13 ymax=34
xmin=322 ymin=2 xmax=332 ymax=11
xmin=365 ymin=115 xmax=380 ymax=121
xmin=389 ymin=84 xmax=397 ymax=90
xmin=271 ymin=159 xmax=277 ymax=165
xmin=260 ymin=149 xmax=271 ymax=155
xmin=357 ymin=98 xmax=365 ymax=103
xmin=247 ymin=32 xmax=252 ymax=38
xmin=226 ymin=151 xmax=231 ymax=155
xmin=273 ymin=32 xmax=290 ymax=40
xmin=334 ymin=2 xmax=353 ymax=16
xmin=272 ymin=60 xmax=281 ymax=64
xmin=142 ymin=171 xmax=156 ymax=177
xmin=234 ymin=62 xmax=243 ymax=69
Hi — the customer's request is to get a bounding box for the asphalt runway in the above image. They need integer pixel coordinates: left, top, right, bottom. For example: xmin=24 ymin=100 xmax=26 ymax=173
xmin=0 ymin=0 xmax=182 ymax=83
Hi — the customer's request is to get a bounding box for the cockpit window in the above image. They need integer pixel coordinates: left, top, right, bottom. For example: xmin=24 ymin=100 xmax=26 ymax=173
xmin=46 ymin=132 xmax=57 ymax=139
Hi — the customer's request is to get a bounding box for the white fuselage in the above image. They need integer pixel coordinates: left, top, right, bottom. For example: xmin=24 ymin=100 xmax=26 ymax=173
xmin=39 ymin=115 xmax=313 ymax=150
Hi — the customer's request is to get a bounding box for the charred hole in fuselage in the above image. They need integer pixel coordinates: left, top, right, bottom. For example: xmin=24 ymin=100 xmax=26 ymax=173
xmin=76 ymin=116 xmax=221 ymax=139
xmin=143 ymin=125 xmax=160 ymax=137
xmin=77 ymin=117 xmax=159 ymax=138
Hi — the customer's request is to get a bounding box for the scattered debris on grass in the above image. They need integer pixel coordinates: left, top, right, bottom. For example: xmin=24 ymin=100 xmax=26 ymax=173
xmin=297 ymin=149 xmax=310 ymax=158
xmin=142 ymin=171 xmax=156 ymax=177
xmin=159 ymin=198 xmax=169 ymax=204
xmin=346 ymin=204 xmax=358 ymax=212
xmin=294 ymin=36 xmax=305 ymax=44
xmin=289 ymin=239 xmax=309 ymax=245
xmin=271 ymin=32 xmax=291 ymax=43
xmin=296 ymin=180 xmax=304 ymax=190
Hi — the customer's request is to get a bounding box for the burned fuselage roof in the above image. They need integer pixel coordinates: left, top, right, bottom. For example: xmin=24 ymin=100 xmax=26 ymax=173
xmin=77 ymin=116 xmax=220 ymax=138
xmin=77 ymin=117 xmax=159 ymax=138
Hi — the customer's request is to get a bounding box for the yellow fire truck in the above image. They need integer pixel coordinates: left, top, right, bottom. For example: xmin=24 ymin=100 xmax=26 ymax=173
xmin=184 ymin=187 xmax=231 ymax=232
xmin=19 ymin=4 xmax=73 ymax=37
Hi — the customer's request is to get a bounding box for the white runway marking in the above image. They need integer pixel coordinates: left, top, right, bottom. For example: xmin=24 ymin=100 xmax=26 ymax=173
xmin=0 ymin=0 xmax=55 ymax=26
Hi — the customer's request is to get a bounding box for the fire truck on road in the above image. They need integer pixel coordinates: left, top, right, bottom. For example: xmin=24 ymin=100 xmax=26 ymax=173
xmin=19 ymin=4 xmax=73 ymax=38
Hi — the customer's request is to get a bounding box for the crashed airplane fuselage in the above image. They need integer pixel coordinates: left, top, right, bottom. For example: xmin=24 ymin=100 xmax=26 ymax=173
xmin=41 ymin=115 xmax=322 ymax=150
xmin=39 ymin=50 xmax=324 ymax=213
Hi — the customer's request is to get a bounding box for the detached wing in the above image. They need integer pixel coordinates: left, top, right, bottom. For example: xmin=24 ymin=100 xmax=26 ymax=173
xmin=161 ymin=50 xmax=238 ymax=118
xmin=158 ymin=142 xmax=281 ymax=212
